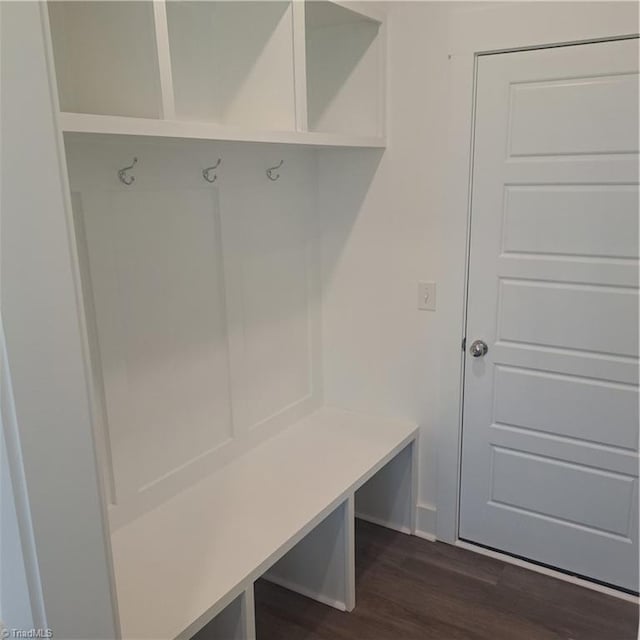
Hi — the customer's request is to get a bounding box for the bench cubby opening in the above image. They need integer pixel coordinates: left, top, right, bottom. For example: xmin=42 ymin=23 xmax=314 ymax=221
xmin=191 ymin=589 xmax=255 ymax=640
xmin=355 ymin=442 xmax=417 ymax=534
xmin=264 ymin=497 xmax=356 ymax=613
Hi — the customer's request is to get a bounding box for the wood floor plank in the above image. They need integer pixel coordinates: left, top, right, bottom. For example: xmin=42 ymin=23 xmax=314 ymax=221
xmin=357 ymin=521 xmax=503 ymax=586
xmin=253 ymin=520 xmax=638 ymax=640
xmin=493 ymin=564 xmax=639 ymax=640
xmin=355 ymin=560 xmax=563 ymax=640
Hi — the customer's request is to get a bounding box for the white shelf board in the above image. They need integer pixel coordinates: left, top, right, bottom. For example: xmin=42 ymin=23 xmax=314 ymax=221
xmin=331 ymin=1 xmax=386 ymax=23
xmin=110 ymin=407 xmax=417 ymax=639
xmin=58 ymin=112 xmax=386 ymax=149
xmin=307 ymin=1 xmax=384 ymax=28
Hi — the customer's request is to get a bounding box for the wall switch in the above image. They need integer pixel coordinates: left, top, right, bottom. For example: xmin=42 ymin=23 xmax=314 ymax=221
xmin=418 ymin=281 xmax=436 ymax=311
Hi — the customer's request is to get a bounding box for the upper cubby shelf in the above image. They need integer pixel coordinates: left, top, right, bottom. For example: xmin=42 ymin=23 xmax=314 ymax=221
xmin=305 ymin=1 xmax=384 ymax=137
xmin=47 ymin=0 xmax=386 ymax=148
xmin=166 ymin=1 xmax=297 ymax=130
xmin=48 ymin=1 xmax=163 ymax=119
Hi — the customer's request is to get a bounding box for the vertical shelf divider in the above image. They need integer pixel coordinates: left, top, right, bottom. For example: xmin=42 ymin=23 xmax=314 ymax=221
xmin=152 ymin=0 xmax=176 ymax=120
xmin=377 ymin=18 xmax=387 ymax=139
xmin=191 ymin=586 xmax=256 ymax=640
xmin=292 ymin=0 xmax=309 ymax=132
xmin=244 ymin=585 xmax=257 ymax=640
xmin=344 ymin=494 xmax=356 ymax=612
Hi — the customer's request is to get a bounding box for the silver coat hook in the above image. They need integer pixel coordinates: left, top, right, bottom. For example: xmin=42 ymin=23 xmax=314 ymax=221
xmin=118 ymin=157 xmax=138 ymax=186
xmin=266 ymin=160 xmax=284 ymax=181
xmin=202 ymin=158 xmax=222 ymax=183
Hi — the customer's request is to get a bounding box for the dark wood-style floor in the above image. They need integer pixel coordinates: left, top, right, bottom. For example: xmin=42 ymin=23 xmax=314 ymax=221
xmin=255 ymin=520 xmax=638 ymax=640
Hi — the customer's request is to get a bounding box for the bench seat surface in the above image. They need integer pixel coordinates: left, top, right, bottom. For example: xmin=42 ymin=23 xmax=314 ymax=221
xmin=110 ymin=407 xmax=418 ymax=639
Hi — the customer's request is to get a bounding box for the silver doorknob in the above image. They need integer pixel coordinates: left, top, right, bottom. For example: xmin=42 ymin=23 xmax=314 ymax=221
xmin=469 ymin=340 xmax=488 ymax=358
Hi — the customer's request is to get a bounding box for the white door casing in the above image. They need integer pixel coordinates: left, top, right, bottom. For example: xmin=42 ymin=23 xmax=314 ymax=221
xmin=460 ymin=39 xmax=639 ymax=592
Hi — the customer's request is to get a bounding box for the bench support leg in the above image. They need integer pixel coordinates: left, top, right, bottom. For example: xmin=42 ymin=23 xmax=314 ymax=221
xmin=264 ymin=497 xmax=356 ymax=612
xmin=355 ymin=441 xmax=418 ymax=534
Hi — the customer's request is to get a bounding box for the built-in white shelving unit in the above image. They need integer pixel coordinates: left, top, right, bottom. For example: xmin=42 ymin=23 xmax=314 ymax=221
xmin=48 ymin=0 xmax=386 ymax=147
xmin=37 ymin=2 xmax=395 ymax=638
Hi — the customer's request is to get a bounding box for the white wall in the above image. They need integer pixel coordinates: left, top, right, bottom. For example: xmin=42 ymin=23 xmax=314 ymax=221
xmin=319 ymin=0 xmax=639 ymax=538
xmin=320 ymin=2 xmax=458 ymax=535
xmin=0 ymin=1 xmax=34 ymax=629
xmin=0 ymin=398 xmax=34 ymax=632
xmin=1 ymin=3 xmax=119 ymax=635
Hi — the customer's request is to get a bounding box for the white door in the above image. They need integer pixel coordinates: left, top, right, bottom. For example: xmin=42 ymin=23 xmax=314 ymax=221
xmin=460 ymin=39 xmax=639 ymax=592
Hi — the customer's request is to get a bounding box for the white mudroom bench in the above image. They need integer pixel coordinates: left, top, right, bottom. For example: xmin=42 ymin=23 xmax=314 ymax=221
xmin=110 ymin=408 xmax=418 ymax=639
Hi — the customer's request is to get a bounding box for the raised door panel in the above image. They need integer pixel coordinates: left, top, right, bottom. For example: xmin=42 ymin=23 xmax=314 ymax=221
xmin=508 ymin=73 xmax=639 ymax=156
xmin=494 ymin=366 xmax=639 ymax=450
xmin=498 ymin=280 xmax=639 ymax=357
xmin=502 ymin=185 xmax=639 ymax=258
xmin=490 ymin=447 xmax=635 ymax=537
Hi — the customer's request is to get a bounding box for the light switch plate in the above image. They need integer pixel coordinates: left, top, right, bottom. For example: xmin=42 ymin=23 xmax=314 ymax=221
xmin=418 ymin=281 xmax=436 ymax=311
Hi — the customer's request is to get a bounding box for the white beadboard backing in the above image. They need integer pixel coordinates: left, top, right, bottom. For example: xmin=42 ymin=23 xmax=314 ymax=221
xmin=65 ymin=138 xmax=322 ymax=527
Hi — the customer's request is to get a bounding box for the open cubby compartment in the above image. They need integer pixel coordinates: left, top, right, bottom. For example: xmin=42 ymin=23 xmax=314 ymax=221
xmin=166 ymin=1 xmax=297 ymax=130
xmin=304 ymin=1 xmax=384 ymax=137
xmin=47 ymin=1 xmax=163 ymax=118
xmin=190 ymin=589 xmax=255 ymax=640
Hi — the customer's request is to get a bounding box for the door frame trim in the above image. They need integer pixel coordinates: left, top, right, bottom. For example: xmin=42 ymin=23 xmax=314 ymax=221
xmin=436 ymin=2 xmax=639 ymax=545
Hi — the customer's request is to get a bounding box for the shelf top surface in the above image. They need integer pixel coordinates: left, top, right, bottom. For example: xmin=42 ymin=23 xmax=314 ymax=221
xmin=59 ymin=112 xmax=386 ymax=149
xmin=110 ymin=407 xmax=417 ymax=639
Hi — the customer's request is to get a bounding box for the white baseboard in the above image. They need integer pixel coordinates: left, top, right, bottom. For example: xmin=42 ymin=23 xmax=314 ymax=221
xmin=262 ymin=574 xmax=347 ymax=611
xmin=355 ymin=512 xmax=412 ymax=535
xmin=415 ymin=503 xmax=437 ymax=541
